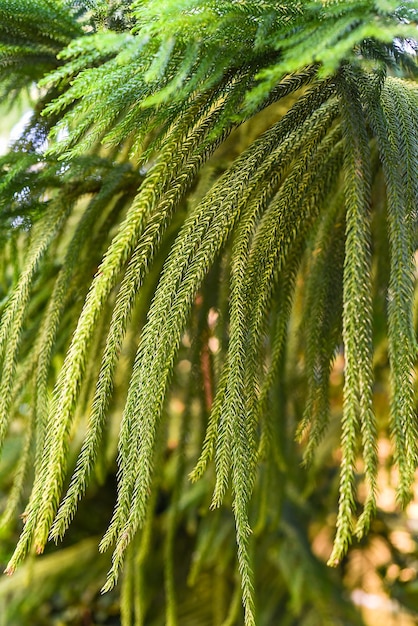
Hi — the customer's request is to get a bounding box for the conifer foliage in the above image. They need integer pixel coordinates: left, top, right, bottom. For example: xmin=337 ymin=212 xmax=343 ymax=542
xmin=0 ymin=1 xmax=417 ymax=624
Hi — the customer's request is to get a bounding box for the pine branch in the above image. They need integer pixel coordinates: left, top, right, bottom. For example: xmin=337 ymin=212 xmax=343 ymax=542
xmin=329 ymin=67 xmax=376 ymax=565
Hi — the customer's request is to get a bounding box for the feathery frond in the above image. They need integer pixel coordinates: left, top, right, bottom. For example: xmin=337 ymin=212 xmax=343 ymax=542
xmin=0 ymin=1 xmax=417 ymax=624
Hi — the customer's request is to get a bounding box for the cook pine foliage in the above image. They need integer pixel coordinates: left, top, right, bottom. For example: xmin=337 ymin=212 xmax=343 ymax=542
xmin=0 ymin=1 xmax=417 ymax=624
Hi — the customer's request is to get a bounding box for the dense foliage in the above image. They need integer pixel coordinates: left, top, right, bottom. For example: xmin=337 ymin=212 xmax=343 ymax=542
xmin=0 ymin=1 xmax=417 ymax=624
